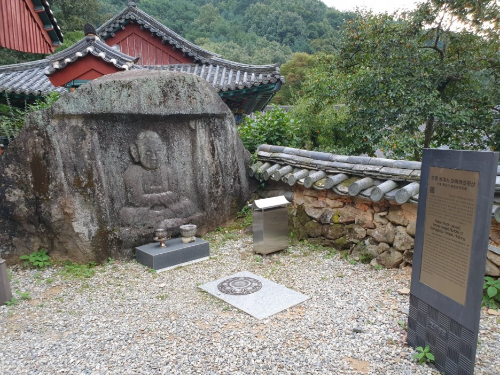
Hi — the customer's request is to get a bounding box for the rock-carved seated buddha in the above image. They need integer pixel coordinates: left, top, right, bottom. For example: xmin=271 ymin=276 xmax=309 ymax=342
xmin=119 ymin=130 xmax=201 ymax=231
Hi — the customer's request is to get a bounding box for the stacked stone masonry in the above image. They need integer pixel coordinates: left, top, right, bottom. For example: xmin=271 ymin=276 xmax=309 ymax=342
xmin=252 ymin=145 xmax=500 ymax=277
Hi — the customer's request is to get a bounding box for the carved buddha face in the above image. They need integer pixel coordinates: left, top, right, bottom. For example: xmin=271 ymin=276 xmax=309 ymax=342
xmin=130 ymin=131 xmax=166 ymax=170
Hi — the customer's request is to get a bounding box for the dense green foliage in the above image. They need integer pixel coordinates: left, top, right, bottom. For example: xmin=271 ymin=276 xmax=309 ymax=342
xmin=0 ymin=48 xmax=44 ymax=66
xmin=0 ymin=95 xmax=25 ymax=142
xmin=238 ymin=106 xmax=299 ymax=153
xmin=272 ymin=53 xmax=317 ymax=105
xmin=51 ymin=0 xmax=111 ymax=33
xmin=0 ymin=92 xmax=60 ymax=142
xmin=20 ymin=250 xmax=51 ymax=269
xmin=292 ymin=0 xmax=500 ymax=159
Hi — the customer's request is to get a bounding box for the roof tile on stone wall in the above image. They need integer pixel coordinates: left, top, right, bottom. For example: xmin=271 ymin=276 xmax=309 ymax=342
xmin=253 ymin=144 xmax=500 ymax=222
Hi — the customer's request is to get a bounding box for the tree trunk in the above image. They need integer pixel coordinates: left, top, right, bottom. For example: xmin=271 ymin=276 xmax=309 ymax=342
xmin=424 ymin=117 xmax=434 ymax=149
xmin=414 ymin=117 xmax=435 ymax=161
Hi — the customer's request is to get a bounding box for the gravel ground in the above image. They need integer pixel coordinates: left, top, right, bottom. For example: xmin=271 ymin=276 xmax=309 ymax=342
xmin=1 ymin=232 xmax=499 ymax=375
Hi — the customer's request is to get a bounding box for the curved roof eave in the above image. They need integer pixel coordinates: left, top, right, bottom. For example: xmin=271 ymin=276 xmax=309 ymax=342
xmin=96 ymin=5 xmax=220 ymax=62
xmin=46 ymin=36 xmax=139 ymax=74
xmin=34 ymin=0 xmax=64 ymax=45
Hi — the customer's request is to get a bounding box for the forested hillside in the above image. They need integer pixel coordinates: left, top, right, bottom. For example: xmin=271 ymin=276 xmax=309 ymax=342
xmin=0 ymin=0 xmax=352 ymax=66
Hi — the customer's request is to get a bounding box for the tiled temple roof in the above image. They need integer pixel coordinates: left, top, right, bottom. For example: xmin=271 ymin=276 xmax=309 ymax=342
xmin=96 ymin=4 xmax=219 ymax=63
xmin=95 ymin=3 xmax=284 ymax=90
xmin=142 ymin=63 xmax=283 ymax=92
xmin=252 ymin=144 xmax=500 ymax=222
xmin=0 ymin=59 xmax=65 ymax=96
xmin=45 ymin=36 xmax=139 ymax=74
xmin=0 ymin=36 xmax=138 ymax=96
xmin=0 ymin=2 xmax=283 ymax=107
xmin=0 ymin=58 xmax=282 ymax=97
xmin=0 ymin=57 xmax=283 ymax=98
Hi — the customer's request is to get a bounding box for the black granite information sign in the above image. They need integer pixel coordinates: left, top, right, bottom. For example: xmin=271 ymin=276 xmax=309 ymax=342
xmin=408 ymin=149 xmax=498 ymax=375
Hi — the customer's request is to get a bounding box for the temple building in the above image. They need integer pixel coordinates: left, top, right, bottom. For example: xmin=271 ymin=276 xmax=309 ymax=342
xmin=0 ymin=2 xmax=283 ymax=119
xmin=0 ymin=0 xmax=63 ymax=54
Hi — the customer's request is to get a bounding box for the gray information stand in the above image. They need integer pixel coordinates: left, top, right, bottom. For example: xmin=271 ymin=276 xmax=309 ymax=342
xmin=408 ymin=149 xmax=499 ymax=375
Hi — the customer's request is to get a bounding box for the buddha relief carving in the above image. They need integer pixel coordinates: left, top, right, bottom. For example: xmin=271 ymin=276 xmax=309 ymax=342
xmin=120 ymin=131 xmax=201 ymax=230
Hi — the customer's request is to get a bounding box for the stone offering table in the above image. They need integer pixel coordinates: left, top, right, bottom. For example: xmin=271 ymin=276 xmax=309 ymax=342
xmin=135 ymin=238 xmax=209 ymax=272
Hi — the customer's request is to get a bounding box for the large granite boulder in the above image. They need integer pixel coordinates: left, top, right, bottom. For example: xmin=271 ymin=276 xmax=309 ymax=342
xmin=0 ymin=70 xmax=251 ymax=263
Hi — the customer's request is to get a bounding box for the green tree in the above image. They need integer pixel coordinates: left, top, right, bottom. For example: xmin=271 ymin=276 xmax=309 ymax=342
xmin=290 ymin=56 xmax=354 ymax=153
xmin=295 ymin=0 xmax=500 ymax=159
xmin=100 ymin=0 xmax=128 ymax=15
xmin=139 ymin=0 xmax=201 ymax=36
xmin=51 ymin=0 xmax=107 ymax=32
xmin=0 ymin=48 xmax=44 ymax=65
xmin=238 ymin=106 xmax=299 ymax=153
xmin=187 ymin=3 xmax=231 ymax=41
xmin=197 ymin=38 xmax=292 ymax=65
xmin=272 ymin=52 xmax=316 ymax=105
xmin=54 ymin=31 xmax=85 ymax=53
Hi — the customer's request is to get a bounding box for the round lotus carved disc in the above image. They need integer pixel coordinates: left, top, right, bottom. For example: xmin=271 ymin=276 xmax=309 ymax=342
xmin=217 ymin=277 xmax=263 ymax=295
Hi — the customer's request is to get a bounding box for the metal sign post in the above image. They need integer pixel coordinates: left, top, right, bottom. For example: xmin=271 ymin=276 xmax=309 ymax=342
xmin=408 ymin=149 xmax=499 ymax=375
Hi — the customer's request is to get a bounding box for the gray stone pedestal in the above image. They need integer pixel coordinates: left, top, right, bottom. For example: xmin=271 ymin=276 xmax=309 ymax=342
xmin=135 ymin=238 xmax=210 ymax=271
xmin=0 ymin=259 xmax=12 ymax=305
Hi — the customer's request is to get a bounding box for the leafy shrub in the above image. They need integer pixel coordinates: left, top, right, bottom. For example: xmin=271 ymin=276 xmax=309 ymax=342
xmin=5 ymin=291 xmax=31 ymax=306
xmin=413 ymin=345 xmax=435 ymax=364
xmin=238 ymin=106 xmax=300 ymax=153
xmin=57 ymin=261 xmax=97 ymax=279
xmin=482 ymin=276 xmax=500 ymax=309
xmin=0 ymin=96 xmax=25 ymax=143
xmin=20 ymin=250 xmax=51 ymax=269
xmin=0 ymin=92 xmax=59 ymax=143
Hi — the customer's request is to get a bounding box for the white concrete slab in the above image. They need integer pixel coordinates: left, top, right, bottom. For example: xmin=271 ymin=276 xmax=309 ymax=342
xmin=199 ymin=271 xmax=309 ymax=320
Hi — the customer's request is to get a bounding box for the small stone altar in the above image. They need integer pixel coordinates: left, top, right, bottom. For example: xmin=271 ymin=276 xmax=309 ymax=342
xmin=0 ymin=70 xmax=250 ymax=263
xmin=135 ymin=237 xmax=209 ymax=272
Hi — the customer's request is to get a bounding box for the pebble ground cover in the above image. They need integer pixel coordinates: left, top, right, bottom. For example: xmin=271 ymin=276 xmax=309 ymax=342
xmin=1 ymin=230 xmax=499 ymax=374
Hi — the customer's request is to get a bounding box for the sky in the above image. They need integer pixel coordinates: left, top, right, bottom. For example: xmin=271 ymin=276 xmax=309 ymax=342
xmin=322 ymin=0 xmax=419 ymax=13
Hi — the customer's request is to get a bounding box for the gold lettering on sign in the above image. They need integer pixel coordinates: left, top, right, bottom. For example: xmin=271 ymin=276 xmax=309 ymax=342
xmin=420 ymin=167 xmax=479 ymax=305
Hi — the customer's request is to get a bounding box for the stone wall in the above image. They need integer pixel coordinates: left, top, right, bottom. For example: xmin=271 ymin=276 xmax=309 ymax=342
xmin=262 ymin=181 xmax=500 ymax=276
